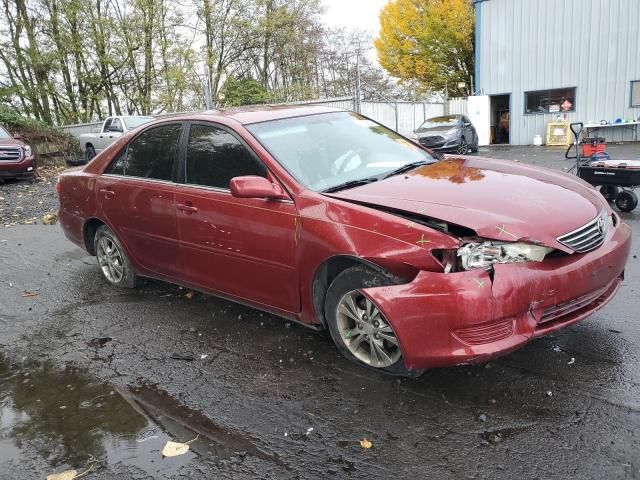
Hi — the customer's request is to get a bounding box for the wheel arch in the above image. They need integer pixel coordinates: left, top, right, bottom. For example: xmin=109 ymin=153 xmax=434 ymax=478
xmin=83 ymin=217 xmax=106 ymax=255
xmin=311 ymin=255 xmax=398 ymax=328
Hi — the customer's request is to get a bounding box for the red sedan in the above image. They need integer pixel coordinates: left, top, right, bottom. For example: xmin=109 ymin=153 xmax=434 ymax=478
xmin=57 ymin=106 xmax=631 ymax=375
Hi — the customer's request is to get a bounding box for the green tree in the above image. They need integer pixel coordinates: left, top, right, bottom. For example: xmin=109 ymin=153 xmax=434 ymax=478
xmin=219 ymin=76 xmax=269 ymax=106
xmin=374 ymin=0 xmax=475 ymax=97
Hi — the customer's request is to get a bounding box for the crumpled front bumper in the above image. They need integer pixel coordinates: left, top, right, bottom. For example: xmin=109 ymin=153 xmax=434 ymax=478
xmin=363 ymin=221 xmax=631 ymax=370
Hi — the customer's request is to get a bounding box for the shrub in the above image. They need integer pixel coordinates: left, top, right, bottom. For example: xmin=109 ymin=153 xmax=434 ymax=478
xmin=0 ymin=106 xmax=81 ymax=165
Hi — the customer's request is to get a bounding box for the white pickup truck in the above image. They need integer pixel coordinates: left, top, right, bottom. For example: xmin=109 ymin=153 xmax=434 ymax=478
xmin=79 ymin=115 xmax=154 ymax=161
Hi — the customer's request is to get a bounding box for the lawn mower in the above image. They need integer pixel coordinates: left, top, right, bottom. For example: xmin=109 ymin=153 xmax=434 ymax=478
xmin=565 ymin=122 xmax=640 ymax=212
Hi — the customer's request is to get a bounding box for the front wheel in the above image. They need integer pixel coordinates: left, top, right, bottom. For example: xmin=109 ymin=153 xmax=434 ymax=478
xmin=324 ymin=266 xmax=417 ymax=376
xmin=455 ymin=138 xmax=469 ymax=155
xmin=615 ymin=191 xmax=638 ymax=212
xmin=94 ymin=225 xmax=140 ymax=288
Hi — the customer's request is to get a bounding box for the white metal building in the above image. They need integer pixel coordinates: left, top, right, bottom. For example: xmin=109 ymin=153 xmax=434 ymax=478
xmin=471 ymin=0 xmax=640 ymax=145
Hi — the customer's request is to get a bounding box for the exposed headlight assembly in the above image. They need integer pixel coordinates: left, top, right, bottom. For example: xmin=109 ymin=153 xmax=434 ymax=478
xmin=457 ymin=241 xmax=554 ymax=270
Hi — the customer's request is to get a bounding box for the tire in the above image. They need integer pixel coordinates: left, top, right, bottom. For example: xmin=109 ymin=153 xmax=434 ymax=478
xmin=599 ymin=185 xmax=620 ymax=202
xmin=85 ymin=145 xmax=96 ymax=162
xmin=324 ymin=265 xmax=419 ymax=376
xmin=614 ymin=191 xmax=638 ymax=212
xmin=94 ymin=225 xmax=139 ymax=288
xmin=455 ymin=137 xmax=468 ymax=155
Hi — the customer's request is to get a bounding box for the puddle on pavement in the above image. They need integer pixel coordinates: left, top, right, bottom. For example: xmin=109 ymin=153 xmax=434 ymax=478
xmin=0 ymin=355 xmax=281 ymax=475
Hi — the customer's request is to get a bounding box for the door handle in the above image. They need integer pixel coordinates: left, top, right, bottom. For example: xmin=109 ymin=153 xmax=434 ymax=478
xmin=177 ymin=203 xmax=198 ymax=214
xmin=99 ymin=188 xmax=115 ymax=198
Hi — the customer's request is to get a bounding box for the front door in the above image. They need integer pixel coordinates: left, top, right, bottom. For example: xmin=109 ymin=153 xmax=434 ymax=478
xmin=96 ymin=123 xmax=184 ymax=278
xmin=176 ymin=123 xmax=299 ymax=313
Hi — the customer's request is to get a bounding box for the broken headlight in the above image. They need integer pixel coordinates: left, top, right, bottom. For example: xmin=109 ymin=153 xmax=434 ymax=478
xmin=457 ymin=241 xmax=554 ymax=271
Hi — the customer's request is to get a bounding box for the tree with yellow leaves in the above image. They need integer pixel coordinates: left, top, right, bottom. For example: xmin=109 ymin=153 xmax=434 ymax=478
xmin=374 ymin=0 xmax=475 ymax=97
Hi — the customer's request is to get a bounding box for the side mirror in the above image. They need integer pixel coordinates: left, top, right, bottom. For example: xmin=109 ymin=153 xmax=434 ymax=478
xmin=230 ymin=176 xmax=288 ymax=200
xmin=13 ymin=133 xmax=22 ymax=140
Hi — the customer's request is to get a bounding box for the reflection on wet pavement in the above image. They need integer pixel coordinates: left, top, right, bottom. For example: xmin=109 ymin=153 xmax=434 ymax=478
xmin=0 ymin=356 xmax=276 ymax=476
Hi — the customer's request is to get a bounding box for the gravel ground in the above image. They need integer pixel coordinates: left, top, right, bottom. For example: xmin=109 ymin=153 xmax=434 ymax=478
xmin=0 ymin=165 xmax=65 ymax=227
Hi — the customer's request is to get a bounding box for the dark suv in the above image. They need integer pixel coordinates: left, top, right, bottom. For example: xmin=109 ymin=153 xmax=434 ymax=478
xmin=0 ymin=125 xmax=36 ymax=182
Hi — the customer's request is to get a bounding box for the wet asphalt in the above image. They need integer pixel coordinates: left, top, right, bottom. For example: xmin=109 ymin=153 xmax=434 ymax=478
xmin=1 ymin=144 xmax=640 ymax=479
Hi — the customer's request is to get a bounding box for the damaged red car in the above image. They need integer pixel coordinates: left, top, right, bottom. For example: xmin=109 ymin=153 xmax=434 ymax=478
xmin=57 ymin=107 xmax=631 ymax=375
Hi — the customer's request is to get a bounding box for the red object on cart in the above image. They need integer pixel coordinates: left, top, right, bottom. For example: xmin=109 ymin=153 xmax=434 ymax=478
xmin=580 ymin=136 xmax=606 ymax=157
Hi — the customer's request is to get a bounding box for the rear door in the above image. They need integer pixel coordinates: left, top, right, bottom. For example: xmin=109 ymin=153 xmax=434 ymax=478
xmin=175 ymin=122 xmax=299 ymax=312
xmin=96 ymin=122 xmax=184 ymax=279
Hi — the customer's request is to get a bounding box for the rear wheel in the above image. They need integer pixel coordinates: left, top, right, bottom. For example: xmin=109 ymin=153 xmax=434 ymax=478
xmin=615 ymin=190 xmax=638 ymax=212
xmin=324 ymin=266 xmax=418 ymax=376
xmin=94 ymin=225 xmax=139 ymax=288
xmin=599 ymin=185 xmax=620 ymax=202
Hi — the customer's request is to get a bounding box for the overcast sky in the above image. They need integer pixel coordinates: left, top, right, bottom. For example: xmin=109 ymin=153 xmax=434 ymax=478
xmin=322 ymin=0 xmax=388 ymax=36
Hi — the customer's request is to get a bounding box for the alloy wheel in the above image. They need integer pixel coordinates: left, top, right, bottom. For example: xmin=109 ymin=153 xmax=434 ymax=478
xmin=97 ymin=236 xmax=125 ymax=283
xmin=455 ymin=139 xmax=468 ymax=155
xmin=335 ymin=290 xmax=401 ymax=368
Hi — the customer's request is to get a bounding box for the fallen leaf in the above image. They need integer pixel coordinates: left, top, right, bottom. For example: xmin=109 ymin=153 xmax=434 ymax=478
xmin=360 ymin=438 xmax=373 ymax=449
xmin=42 ymin=213 xmax=58 ymax=225
xmin=184 ymin=291 xmax=194 ymax=300
xmin=47 ymin=470 xmax=78 ymax=480
xmin=162 ymin=441 xmax=190 ymax=457
xmin=21 ymin=291 xmax=38 ymax=297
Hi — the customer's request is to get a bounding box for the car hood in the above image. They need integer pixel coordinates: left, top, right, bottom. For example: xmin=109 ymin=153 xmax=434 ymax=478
xmin=415 ymin=126 xmax=458 ymax=136
xmin=0 ymin=138 xmax=24 ymax=146
xmin=328 ymin=157 xmax=606 ymax=251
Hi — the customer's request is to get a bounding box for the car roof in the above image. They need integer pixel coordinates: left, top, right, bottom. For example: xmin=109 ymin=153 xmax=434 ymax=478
xmin=168 ymin=105 xmax=344 ymax=126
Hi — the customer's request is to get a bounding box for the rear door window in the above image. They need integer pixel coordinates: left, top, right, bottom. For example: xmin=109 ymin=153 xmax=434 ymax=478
xmin=105 ymin=124 xmax=182 ymax=181
xmin=185 ymin=124 xmax=268 ymax=189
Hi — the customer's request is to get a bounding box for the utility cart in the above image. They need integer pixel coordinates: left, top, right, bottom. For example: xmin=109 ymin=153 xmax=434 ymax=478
xmin=565 ymin=122 xmax=640 ymax=212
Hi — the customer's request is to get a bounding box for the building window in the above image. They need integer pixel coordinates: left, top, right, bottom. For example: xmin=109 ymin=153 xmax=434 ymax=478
xmin=525 ymin=87 xmax=576 ymax=114
xmin=632 ymin=81 xmax=640 ymax=107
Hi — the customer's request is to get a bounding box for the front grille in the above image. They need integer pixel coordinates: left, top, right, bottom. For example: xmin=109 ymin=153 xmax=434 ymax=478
xmin=0 ymin=147 xmax=21 ymax=162
xmin=556 ymin=213 xmax=608 ymax=253
xmin=419 ymin=136 xmax=444 ymax=147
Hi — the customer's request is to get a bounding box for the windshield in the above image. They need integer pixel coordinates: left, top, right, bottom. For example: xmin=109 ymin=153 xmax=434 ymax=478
xmin=123 ymin=116 xmax=154 ymax=129
xmin=419 ymin=115 xmax=459 ymax=129
xmin=247 ymin=112 xmax=434 ymax=192
xmin=0 ymin=126 xmax=11 ymax=139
